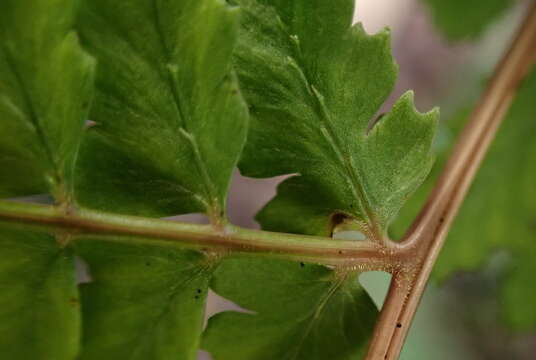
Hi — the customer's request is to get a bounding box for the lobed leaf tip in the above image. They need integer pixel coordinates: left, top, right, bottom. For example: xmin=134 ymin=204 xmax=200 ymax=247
xmin=398 ymin=90 xmax=440 ymax=120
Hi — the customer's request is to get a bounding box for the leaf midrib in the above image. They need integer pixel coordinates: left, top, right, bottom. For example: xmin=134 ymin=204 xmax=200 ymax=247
xmin=127 ymin=263 xmax=210 ymax=360
xmin=281 ymin=22 xmax=380 ymax=239
xmin=287 ymin=274 xmax=347 ymax=360
xmin=1 ymin=45 xmax=63 ymax=193
xmin=150 ymin=0 xmax=221 ymax=219
xmin=311 ymin=86 xmax=380 ymax=239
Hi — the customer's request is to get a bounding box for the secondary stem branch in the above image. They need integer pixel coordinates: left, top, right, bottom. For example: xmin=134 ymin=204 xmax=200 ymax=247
xmin=366 ymin=3 xmax=536 ymax=359
xmin=0 ymin=199 xmax=398 ymax=269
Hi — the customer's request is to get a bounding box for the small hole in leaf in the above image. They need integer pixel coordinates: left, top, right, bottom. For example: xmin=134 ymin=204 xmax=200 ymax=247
xmin=194 ymin=295 xmax=200 ymax=300
xmin=197 ymin=289 xmax=202 ymax=294
xmin=396 ymin=323 xmax=402 ymax=328
xmin=300 ymin=262 xmax=305 ymax=267
xmin=330 ymin=213 xmax=348 ymax=229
